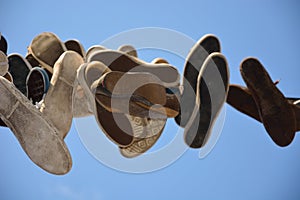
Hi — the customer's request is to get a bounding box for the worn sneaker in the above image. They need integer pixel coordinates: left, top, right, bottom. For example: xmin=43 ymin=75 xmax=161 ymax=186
xmin=227 ymin=84 xmax=300 ymax=132
xmin=0 ymin=50 xmax=8 ymax=76
xmin=8 ymin=53 xmax=32 ymax=96
xmin=184 ymin=52 xmax=229 ymax=148
xmin=175 ymin=34 xmax=221 ymax=127
xmin=87 ymin=49 xmax=180 ymax=88
xmin=240 ymin=57 xmax=296 ymax=147
xmin=65 ymin=39 xmax=86 ymax=59
xmin=26 ymin=67 xmax=50 ymax=105
xmin=40 ymin=51 xmax=84 ymax=138
xmin=77 ymin=61 xmax=135 ymax=146
xmin=0 ymin=76 xmax=72 ymax=174
xmin=94 ymin=71 xmax=169 ymax=118
xmin=28 ymin=32 xmax=67 ymax=74
xmin=118 ymin=45 xmax=137 ymax=58
xmin=0 ymin=34 xmax=8 ymax=55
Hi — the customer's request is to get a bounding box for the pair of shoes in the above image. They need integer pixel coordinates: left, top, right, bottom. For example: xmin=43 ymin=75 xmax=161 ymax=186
xmin=88 ymin=47 xmax=181 ymax=118
xmin=227 ymin=58 xmax=299 ymax=147
xmin=1 ymin=33 xmax=84 ymax=174
xmin=75 ymin=44 xmax=179 ymax=157
xmin=174 ymin=34 xmax=230 ymax=148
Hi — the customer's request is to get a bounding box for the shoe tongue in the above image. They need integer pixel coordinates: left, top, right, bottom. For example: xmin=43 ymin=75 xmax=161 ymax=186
xmin=84 ymin=61 xmax=110 ymax=88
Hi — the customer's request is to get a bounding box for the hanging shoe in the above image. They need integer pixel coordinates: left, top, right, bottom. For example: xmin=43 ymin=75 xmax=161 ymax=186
xmin=227 ymin=84 xmax=300 ymax=132
xmin=87 ymin=49 xmax=180 ymax=88
xmin=76 ymin=61 xmax=135 ymax=147
xmin=85 ymin=45 xmax=106 ymax=62
xmin=8 ymin=53 xmax=32 ymax=96
xmin=175 ymin=34 xmax=221 ymax=127
xmin=0 ymin=76 xmax=72 ymax=174
xmin=0 ymin=50 xmax=8 ymax=76
xmin=28 ymin=32 xmax=67 ymax=74
xmin=65 ymin=39 xmax=86 ymax=59
xmin=117 ymin=44 xmax=138 ymax=58
xmin=0 ymin=34 xmax=8 ymax=55
xmin=240 ymin=57 xmax=296 ymax=147
xmin=40 ymin=51 xmax=84 ymax=138
xmin=26 ymin=67 xmax=50 ymax=105
xmin=94 ymin=71 xmax=169 ymax=118
xmin=184 ymin=52 xmax=229 ymax=148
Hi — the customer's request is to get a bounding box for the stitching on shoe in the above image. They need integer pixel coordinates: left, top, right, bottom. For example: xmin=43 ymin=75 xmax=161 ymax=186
xmin=6 ymin=101 xmax=20 ymax=119
xmin=58 ymin=76 xmax=73 ymax=87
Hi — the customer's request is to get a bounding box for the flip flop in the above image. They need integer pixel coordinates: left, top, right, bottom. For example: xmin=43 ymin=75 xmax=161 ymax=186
xmin=40 ymin=51 xmax=83 ymax=138
xmin=117 ymin=45 xmax=138 ymax=58
xmin=87 ymin=49 xmax=180 ymax=88
xmin=8 ymin=53 xmax=32 ymax=96
xmin=0 ymin=50 xmax=8 ymax=76
xmin=0 ymin=77 xmax=72 ymax=175
xmin=28 ymin=32 xmax=67 ymax=74
xmin=240 ymin=58 xmax=296 ymax=147
xmin=175 ymin=34 xmax=221 ymax=127
xmin=65 ymin=39 xmax=86 ymax=59
xmin=26 ymin=67 xmax=50 ymax=105
xmin=0 ymin=34 xmax=8 ymax=55
xmin=76 ymin=61 xmax=135 ymax=147
xmin=227 ymin=84 xmax=300 ymax=132
xmin=95 ymin=71 xmax=171 ymax=118
xmin=184 ymin=52 xmax=229 ymax=148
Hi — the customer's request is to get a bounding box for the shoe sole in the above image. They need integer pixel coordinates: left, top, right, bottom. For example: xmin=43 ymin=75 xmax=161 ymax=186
xmin=87 ymin=49 xmax=180 ymax=88
xmin=0 ymin=77 xmax=72 ymax=174
xmin=175 ymin=34 xmax=221 ymax=127
xmin=41 ymin=51 xmax=83 ymax=138
xmin=119 ymin=117 xmax=165 ymax=158
xmin=184 ymin=53 xmax=229 ymax=148
xmin=240 ymin=58 xmax=296 ymax=147
xmin=8 ymin=53 xmax=32 ymax=96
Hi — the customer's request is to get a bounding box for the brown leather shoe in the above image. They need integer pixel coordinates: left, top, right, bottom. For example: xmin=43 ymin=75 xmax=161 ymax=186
xmin=175 ymin=34 xmax=221 ymax=127
xmin=184 ymin=52 xmax=229 ymax=148
xmin=240 ymin=57 xmax=296 ymax=147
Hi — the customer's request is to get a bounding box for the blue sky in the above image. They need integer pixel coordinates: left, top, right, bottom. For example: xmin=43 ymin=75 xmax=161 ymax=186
xmin=1 ymin=0 xmax=300 ymax=199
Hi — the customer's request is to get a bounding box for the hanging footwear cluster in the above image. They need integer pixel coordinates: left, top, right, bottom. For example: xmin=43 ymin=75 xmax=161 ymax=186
xmin=0 ymin=32 xmax=299 ymax=175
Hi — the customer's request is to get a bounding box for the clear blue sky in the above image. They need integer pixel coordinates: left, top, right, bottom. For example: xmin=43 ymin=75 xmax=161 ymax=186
xmin=1 ymin=0 xmax=300 ymax=199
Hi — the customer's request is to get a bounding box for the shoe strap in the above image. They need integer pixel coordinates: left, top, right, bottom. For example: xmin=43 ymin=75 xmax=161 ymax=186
xmin=5 ymin=101 xmax=20 ymax=119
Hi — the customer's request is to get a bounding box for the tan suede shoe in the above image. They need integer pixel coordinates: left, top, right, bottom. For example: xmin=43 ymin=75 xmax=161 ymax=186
xmin=28 ymin=32 xmax=67 ymax=74
xmin=0 ymin=77 xmax=72 ymax=175
xmin=40 ymin=51 xmax=84 ymax=138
